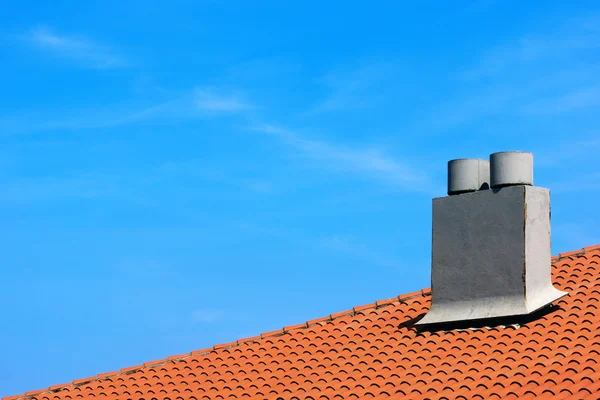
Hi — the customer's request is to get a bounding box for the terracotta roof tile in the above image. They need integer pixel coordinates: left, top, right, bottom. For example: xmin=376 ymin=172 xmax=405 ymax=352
xmin=118 ymin=364 xmax=142 ymax=374
xmin=284 ymin=322 xmax=309 ymax=332
xmin=6 ymin=244 xmax=600 ymax=399
xmin=46 ymin=383 xmax=70 ymax=392
xmin=22 ymin=390 xmax=44 ymax=398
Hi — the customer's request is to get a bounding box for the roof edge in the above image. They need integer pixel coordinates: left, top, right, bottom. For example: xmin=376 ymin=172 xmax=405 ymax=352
xmin=553 ymin=244 xmax=600 ymax=261
xmin=5 ymin=243 xmax=600 ymax=400
xmin=3 ymin=289 xmax=432 ymax=400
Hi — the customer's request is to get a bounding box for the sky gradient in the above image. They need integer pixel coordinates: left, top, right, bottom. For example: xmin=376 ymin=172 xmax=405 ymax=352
xmin=2 ymin=0 xmax=600 ymax=396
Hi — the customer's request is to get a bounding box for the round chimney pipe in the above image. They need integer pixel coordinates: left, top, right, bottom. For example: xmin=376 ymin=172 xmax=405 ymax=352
xmin=447 ymin=158 xmax=490 ymax=195
xmin=490 ymin=151 xmax=533 ymax=188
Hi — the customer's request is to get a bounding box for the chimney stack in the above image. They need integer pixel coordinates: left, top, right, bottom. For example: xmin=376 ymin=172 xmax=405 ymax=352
xmin=417 ymin=151 xmax=567 ymax=326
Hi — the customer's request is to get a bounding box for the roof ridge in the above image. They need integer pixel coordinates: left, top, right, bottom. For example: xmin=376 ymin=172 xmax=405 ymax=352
xmin=7 ymin=243 xmax=600 ymax=400
xmin=553 ymin=243 xmax=600 ymax=261
xmin=4 ymin=289 xmax=432 ymax=400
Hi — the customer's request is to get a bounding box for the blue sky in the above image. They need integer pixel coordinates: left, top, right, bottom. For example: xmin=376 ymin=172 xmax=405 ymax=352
xmin=2 ymin=0 xmax=600 ymax=396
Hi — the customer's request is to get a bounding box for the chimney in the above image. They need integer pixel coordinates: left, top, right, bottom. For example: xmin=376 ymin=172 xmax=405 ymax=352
xmin=417 ymin=151 xmax=567 ymax=326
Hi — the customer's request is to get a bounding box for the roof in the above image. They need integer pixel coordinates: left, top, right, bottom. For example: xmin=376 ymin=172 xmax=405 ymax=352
xmin=6 ymin=245 xmax=600 ymax=400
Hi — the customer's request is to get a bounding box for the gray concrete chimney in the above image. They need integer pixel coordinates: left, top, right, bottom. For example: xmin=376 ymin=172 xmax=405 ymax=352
xmin=417 ymin=151 xmax=567 ymax=326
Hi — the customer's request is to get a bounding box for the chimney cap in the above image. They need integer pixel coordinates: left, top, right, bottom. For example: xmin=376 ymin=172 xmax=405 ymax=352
xmin=447 ymin=158 xmax=490 ymax=196
xmin=490 ymin=150 xmax=532 ymax=155
xmin=490 ymin=151 xmax=533 ymax=188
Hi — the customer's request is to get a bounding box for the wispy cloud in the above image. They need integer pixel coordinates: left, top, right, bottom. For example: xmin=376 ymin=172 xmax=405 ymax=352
xmin=523 ymin=85 xmax=600 ymax=115
xmin=25 ymin=26 xmax=130 ymax=69
xmin=312 ymin=62 xmax=398 ymax=113
xmin=1 ymin=86 xmax=255 ymax=136
xmin=1 ymin=156 xmax=276 ymax=207
xmin=0 ymin=100 xmax=180 ymax=135
xmin=157 ymin=159 xmax=274 ymax=194
xmin=241 ymin=180 xmax=274 ymax=193
xmin=3 ymin=76 xmax=429 ymax=192
xmin=320 ymin=235 xmax=400 ymax=268
xmin=2 ymin=173 xmax=116 ymax=205
xmin=113 ymin=258 xmax=173 ymax=279
xmin=535 ymin=135 xmax=600 ymax=167
xmin=463 ymin=25 xmax=600 ymax=80
xmin=190 ymin=308 xmax=225 ymax=323
xmin=195 ymin=88 xmax=253 ymax=112
xmin=547 ymin=171 xmax=600 ymax=194
xmin=427 ymin=14 xmax=600 ymax=130
xmin=254 ymin=124 xmax=431 ymax=191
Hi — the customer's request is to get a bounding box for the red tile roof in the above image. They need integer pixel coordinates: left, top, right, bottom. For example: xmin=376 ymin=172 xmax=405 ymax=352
xmin=5 ymin=245 xmax=600 ymax=400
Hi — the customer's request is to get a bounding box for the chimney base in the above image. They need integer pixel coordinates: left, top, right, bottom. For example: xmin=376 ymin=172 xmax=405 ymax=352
xmin=417 ymin=185 xmax=567 ymax=326
xmin=417 ymin=288 xmax=566 ymax=325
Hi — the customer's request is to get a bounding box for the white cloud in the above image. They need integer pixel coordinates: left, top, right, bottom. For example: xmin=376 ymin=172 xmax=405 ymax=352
xmin=2 ymin=173 xmax=116 ymax=204
xmin=523 ymin=85 xmax=600 ymax=115
xmin=1 ymin=86 xmax=254 ymax=135
xmin=463 ymin=27 xmax=600 ymax=80
xmin=0 ymin=170 xmax=164 ymax=207
xmin=241 ymin=180 xmax=274 ymax=193
xmin=114 ymin=258 xmax=172 ymax=278
xmin=535 ymin=135 xmax=600 ymax=167
xmin=0 ymin=91 xmax=216 ymax=136
xmin=255 ymin=124 xmax=430 ymax=192
xmin=157 ymin=159 xmax=274 ymax=194
xmin=190 ymin=308 xmax=224 ymax=323
xmin=547 ymin=171 xmax=600 ymax=194
xmin=319 ymin=235 xmax=400 ymax=268
xmin=195 ymin=88 xmax=253 ymax=112
xmin=26 ymin=26 xmax=129 ymax=69
xmin=0 ymin=101 xmax=172 ymax=135
xmin=425 ymin=14 xmax=600 ymax=130
xmin=312 ymin=62 xmax=398 ymax=113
